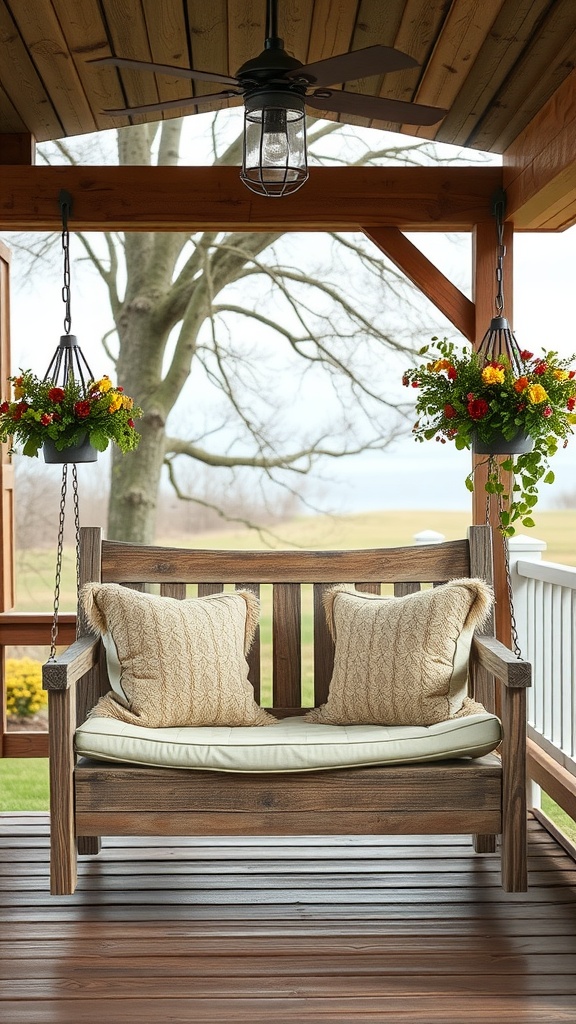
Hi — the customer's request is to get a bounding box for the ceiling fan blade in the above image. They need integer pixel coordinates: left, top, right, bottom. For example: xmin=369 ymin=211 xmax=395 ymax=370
xmin=289 ymin=45 xmax=418 ymax=87
xmin=90 ymin=56 xmax=239 ymax=87
xmin=104 ymin=90 xmax=241 ymax=117
xmin=306 ymin=89 xmax=446 ymax=127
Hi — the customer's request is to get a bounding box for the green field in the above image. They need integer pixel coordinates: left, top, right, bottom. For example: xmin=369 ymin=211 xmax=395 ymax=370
xmin=13 ymin=507 xmax=576 ymax=612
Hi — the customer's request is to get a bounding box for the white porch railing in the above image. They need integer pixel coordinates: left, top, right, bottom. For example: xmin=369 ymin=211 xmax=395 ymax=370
xmin=509 ymin=535 xmax=576 ymax=816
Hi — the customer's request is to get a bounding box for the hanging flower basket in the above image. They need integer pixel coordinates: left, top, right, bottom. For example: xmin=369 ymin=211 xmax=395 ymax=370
xmin=42 ymin=434 xmax=98 ymax=464
xmin=471 ymin=430 xmax=534 ymax=456
xmin=402 ymin=337 xmax=576 ymax=535
xmin=0 ymin=371 xmax=142 ymax=459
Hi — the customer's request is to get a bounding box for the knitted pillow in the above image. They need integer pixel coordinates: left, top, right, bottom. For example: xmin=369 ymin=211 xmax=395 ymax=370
xmin=305 ymin=578 xmax=493 ymax=727
xmin=82 ymin=583 xmax=275 ymax=728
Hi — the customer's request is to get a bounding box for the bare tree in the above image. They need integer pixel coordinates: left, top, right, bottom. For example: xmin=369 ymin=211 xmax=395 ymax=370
xmin=11 ymin=114 xmax=450 ymax=543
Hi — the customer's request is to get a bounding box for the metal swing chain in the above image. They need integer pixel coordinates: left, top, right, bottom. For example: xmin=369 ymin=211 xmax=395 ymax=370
xmin=49 ymin=466 xmax=68 ymax=660
xmin=48 ymin=466 xmax=82 ymax=660
xmin=484 ymin=455 xmax=522 ymax=658
xmin=72 ymin=465 xmax=81 ymax=638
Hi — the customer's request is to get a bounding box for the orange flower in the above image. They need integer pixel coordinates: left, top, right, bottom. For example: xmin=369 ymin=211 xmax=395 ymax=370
xmin=513 ymin=376 xmax=529 ymax=393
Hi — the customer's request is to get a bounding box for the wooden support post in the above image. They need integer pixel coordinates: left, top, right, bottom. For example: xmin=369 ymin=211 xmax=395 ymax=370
xmin=0 ymin=134 xmax=35 ymax=166
xmin=0 ymin=240 xmax=13 ymax=760
xmin=472 ymin=221 xmax=514 ymax=651
xmin=0 ymin=240 xmax=13 ymax=614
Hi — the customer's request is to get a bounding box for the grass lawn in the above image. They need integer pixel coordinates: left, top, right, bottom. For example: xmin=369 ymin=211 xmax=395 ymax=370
xmin=0 ymin=758 xmax=49 ymax=811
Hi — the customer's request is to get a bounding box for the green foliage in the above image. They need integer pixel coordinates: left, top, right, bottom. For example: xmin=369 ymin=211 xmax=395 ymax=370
xmin=403 ymin=338 xmax=576 ymax=535
xmin=5 ymin=657 xmax=47 ymax=717
xmin=0 ymin=370 xmax=142 ymax=458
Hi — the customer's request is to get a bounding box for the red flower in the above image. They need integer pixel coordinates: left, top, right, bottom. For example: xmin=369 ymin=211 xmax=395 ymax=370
xmin=543 ymin=405 xmax=553 ymax=418
xmin=12 ymin=402 xmax=28 ymax=421
xmin=567 ymin=397 xmax=576 ymax=411
xmin=444 ymin=404 xmax=457 ymax=419
xmin=48 ymin=387 xmax=65 ymax=403
xmin=74 ymin=400 xmax=92 ymax=419
xmin=447 ymin=366 xmax=457 ymax=380
xmin=40 ymin=413 xmax=53 ymax=426
xmin=127 ymin=418 xmax=135 ymax=428
xmin=520 ymin=350 xmax=534 ymax=360
xmin=534 ymin=362 xmax=547 ymax=376
xmin=467 ymin=397 xmax=489 ymax=420
xmin=0 ymin=401 xmax=9 ymax=414
xmin=569 ymin=371 xmax=576 ymax=380
xmin=117 ymin=386 xmax=124 ymax=393
xmin=411 ymin=381 xmax=419 ymax=388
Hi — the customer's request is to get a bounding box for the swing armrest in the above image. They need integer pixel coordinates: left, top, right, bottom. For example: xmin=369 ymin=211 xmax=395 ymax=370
xmin=42 ymin=633 xmax=101 ymax=692
xmin=471 ymin=635 xmax=531 ymax=689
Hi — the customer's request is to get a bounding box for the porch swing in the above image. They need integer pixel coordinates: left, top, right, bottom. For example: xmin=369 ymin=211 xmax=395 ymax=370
xmin=42 ymin=195 xmax=531 ymax=898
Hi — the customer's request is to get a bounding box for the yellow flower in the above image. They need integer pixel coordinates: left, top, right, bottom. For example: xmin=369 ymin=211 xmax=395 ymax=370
xmin=122 ymin=395 xmax=134 ymax=411
xmin=432 ymin=359 xmax=452 ymax=372
xmin=553 ymin=369 xmax=569 ymax=381
xmin=108 ymin=394 xmax=123 ymax=413
xmin=527 ymin=383 xmax=548 ymax=404
xmin=96 ymin=376 xmax=113 ymax=393
xmin=481 ymin=365 xmax=505 ymax=385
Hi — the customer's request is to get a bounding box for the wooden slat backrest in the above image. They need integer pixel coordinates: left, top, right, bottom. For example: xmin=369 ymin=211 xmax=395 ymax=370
xmin=81 ymin=528 xmax=487 ymax=715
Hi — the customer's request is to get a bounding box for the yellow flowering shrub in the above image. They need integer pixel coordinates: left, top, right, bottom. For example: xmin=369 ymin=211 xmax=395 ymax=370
xmin=5 ymin=658 xmax=47 ymax=717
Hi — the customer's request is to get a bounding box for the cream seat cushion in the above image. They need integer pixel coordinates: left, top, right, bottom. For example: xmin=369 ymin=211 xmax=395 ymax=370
xmin=75 ymin=712 xmax=502 ymax=772
xmin=306 ymin=578 xmax=493 ymax=727
xmin=82 ymin=583 xmax=275 ymax=728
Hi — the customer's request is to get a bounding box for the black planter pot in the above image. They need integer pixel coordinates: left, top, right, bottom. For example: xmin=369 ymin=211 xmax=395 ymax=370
xmin=472 ymin=430 xmax=534 ymax=456
xmin=43 ymin=435 xmax=98 ymax=464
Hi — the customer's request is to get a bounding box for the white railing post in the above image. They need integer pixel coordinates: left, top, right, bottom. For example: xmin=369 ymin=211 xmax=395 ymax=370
xmin=508 ymin=534 xmax=547 ymax=812
xmin=413 ymin=530 xmax=445 ymax=546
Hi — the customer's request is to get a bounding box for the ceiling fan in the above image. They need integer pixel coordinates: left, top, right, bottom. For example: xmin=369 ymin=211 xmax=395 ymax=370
xmin=91 ymin=0 xmax=447 ymax=197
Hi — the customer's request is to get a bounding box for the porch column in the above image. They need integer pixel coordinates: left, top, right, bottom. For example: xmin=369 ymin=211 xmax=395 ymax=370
xmin=472 ymin=219 xmax=514 ymax=650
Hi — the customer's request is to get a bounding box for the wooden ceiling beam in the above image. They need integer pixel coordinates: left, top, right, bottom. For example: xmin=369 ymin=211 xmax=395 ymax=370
xmin=363 ymin=226 xmax=475 ymax=340
xmin=504 ymin=68 xmax=576 ymax=231
xmin=0 ymin=165 xmax=502 ymax=231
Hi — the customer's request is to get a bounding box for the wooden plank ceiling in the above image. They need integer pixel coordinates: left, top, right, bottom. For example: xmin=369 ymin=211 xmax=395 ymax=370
xmin=0 ymin=0 xmax=574 ymax=153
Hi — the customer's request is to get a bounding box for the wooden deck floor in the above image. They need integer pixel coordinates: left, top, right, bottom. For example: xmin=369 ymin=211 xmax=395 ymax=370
xmin=1 ymin=814 xmax=576 ymax=1023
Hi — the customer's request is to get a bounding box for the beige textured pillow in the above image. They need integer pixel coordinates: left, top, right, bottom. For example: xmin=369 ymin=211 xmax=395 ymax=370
xmin=305 ymin=578 xmax=493 ymax=727
xmin=82 ymin=583 xmax=275 ymax=728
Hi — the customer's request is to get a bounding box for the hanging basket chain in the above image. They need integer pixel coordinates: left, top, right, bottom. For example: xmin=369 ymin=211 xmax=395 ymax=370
xmin=49 ymin=466 xmax=68 ymax=660
xmin=60 ymin=192 xmax=72 ymax=336
xmin=72 ymin=465 xmax=81 ymax=639
xmin=483 ymin=456 xmax=522 ymax=659
xmin=493 ymin=191 xmax=506 ymax=318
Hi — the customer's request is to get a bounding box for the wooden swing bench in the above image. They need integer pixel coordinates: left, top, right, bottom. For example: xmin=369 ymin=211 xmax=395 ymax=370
xmin=43 ymin=524 xmax=530 ymax=896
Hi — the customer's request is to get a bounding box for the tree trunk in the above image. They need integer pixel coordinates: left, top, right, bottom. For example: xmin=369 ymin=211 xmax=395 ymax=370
xmin=107 ymin=410 xmax=166 ymax=543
